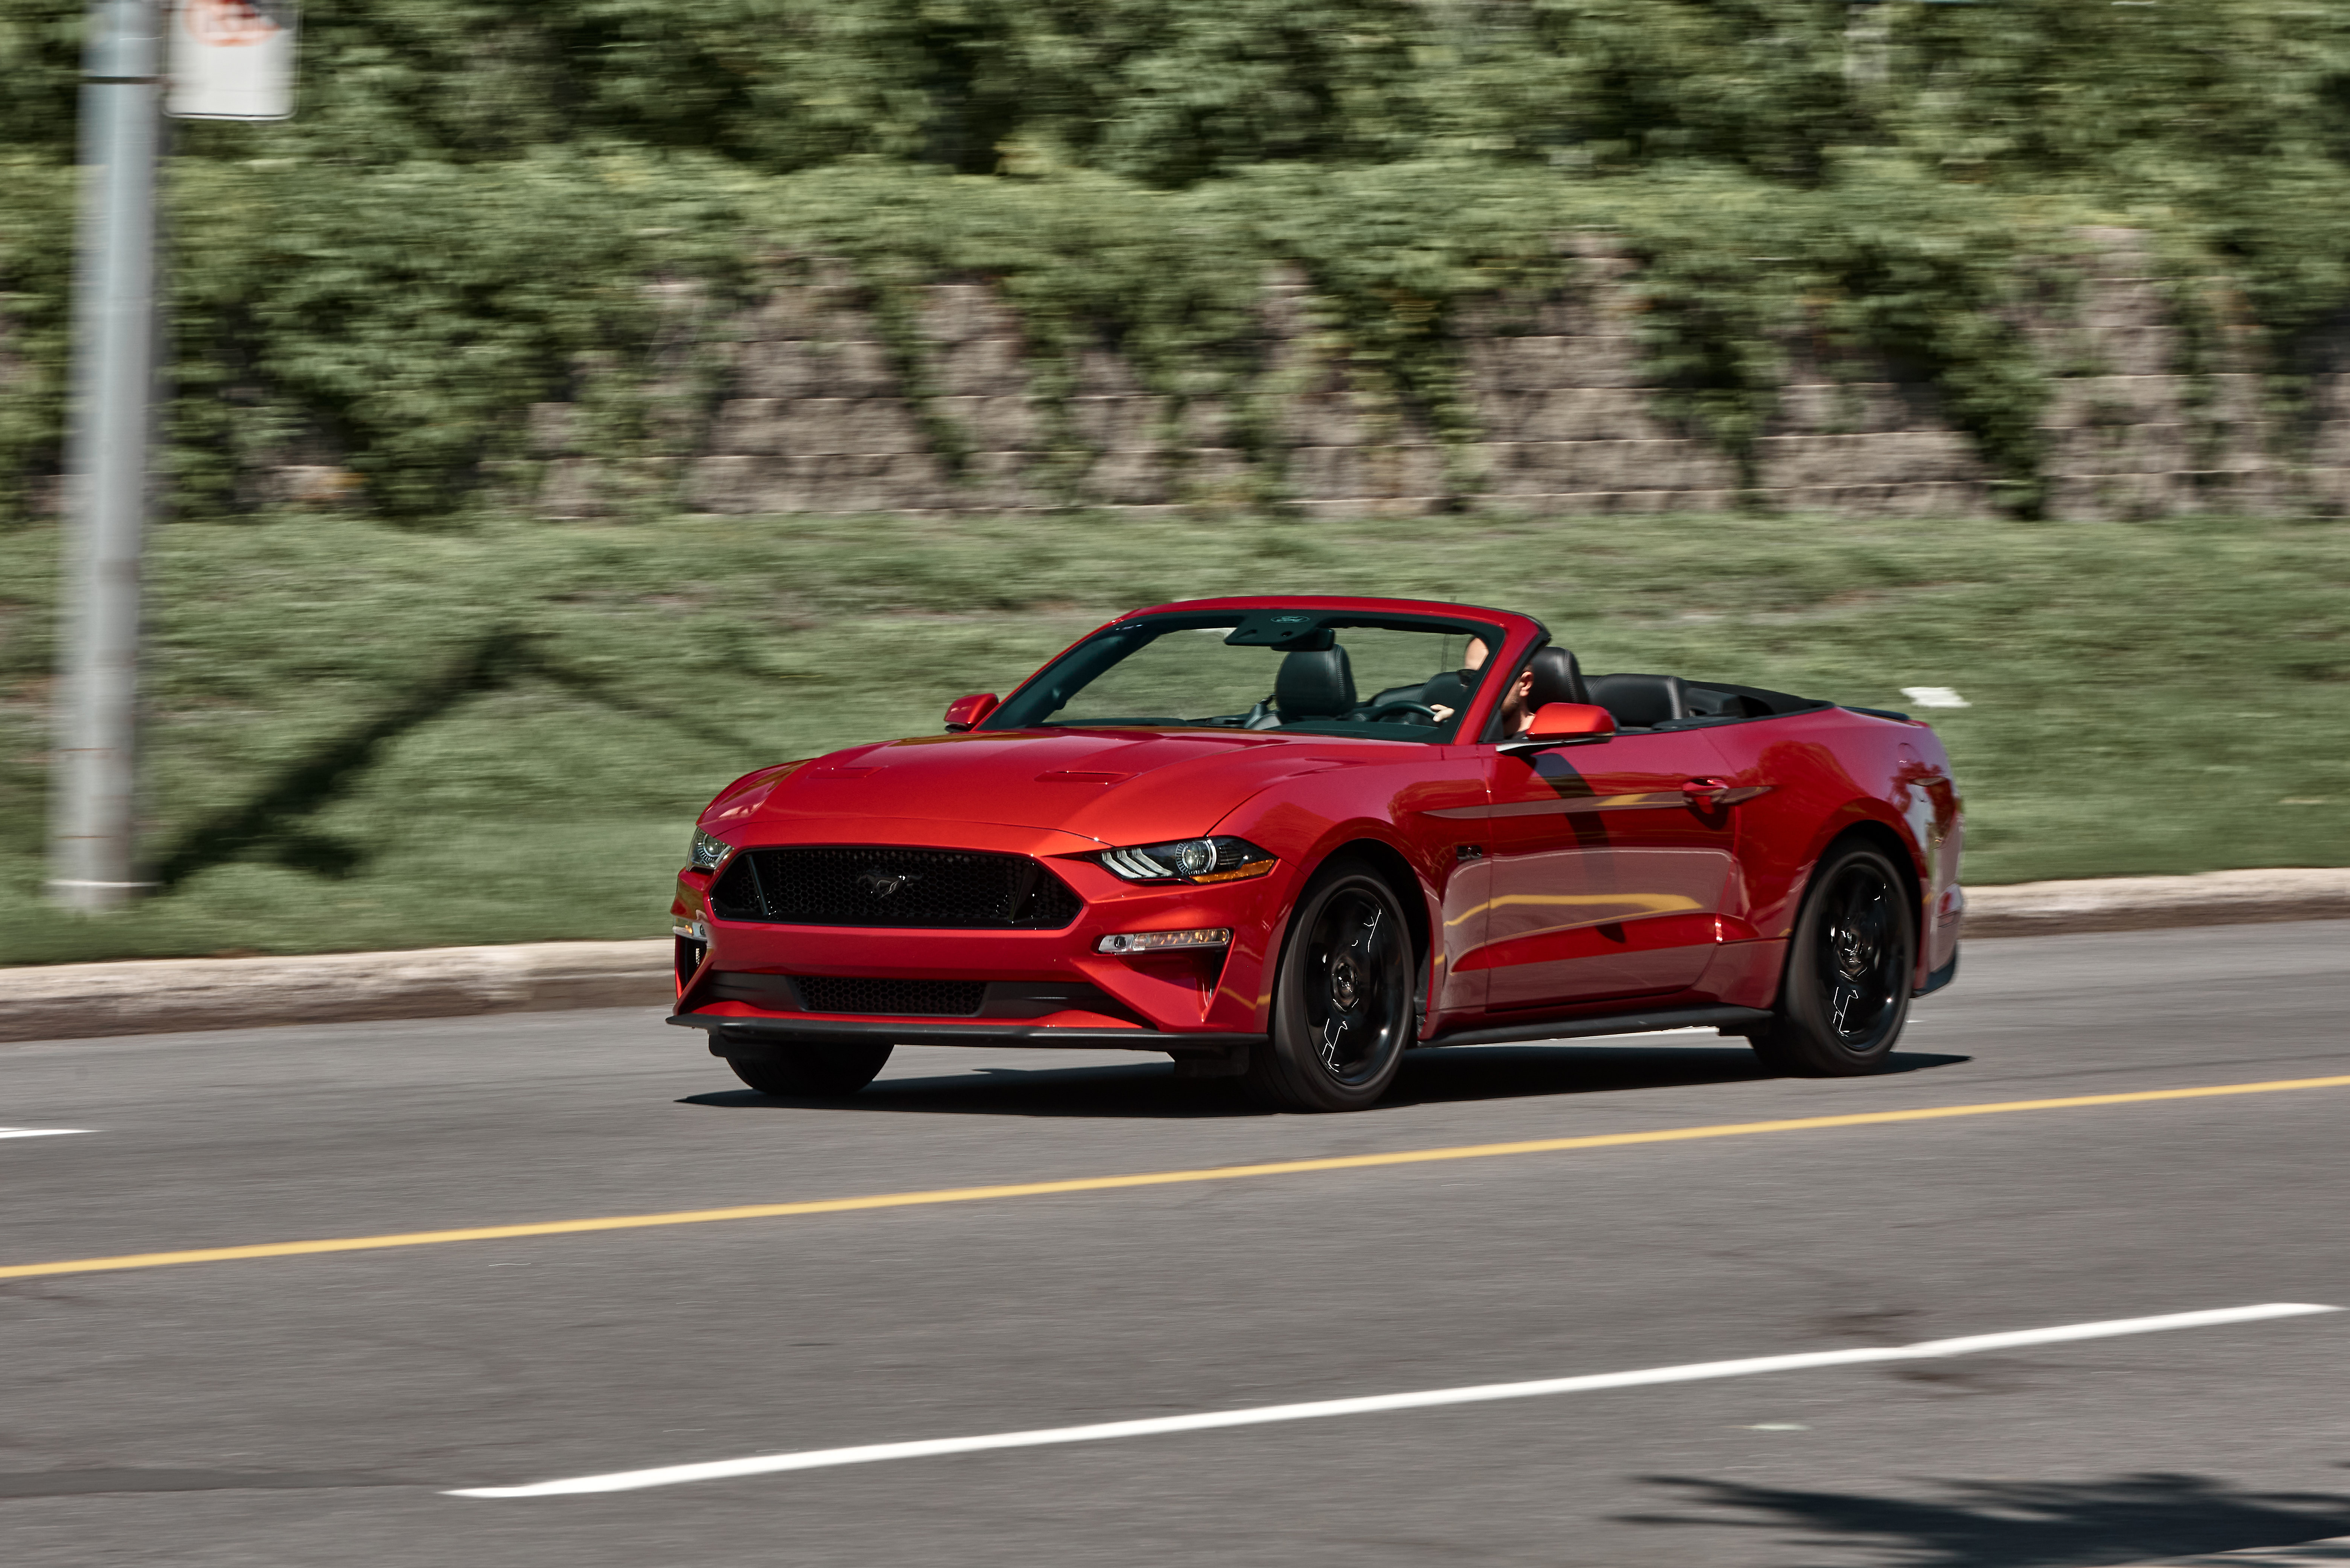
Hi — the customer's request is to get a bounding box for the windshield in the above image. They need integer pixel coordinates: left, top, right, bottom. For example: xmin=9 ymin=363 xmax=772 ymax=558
xmin=986 ymin=611 xmax=1505 ymax=742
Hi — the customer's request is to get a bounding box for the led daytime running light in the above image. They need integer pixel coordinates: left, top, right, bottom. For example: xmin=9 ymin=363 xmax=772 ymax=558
xmin=1096 ymin=928 xmax=1232 ymax=954
xmin=1101 ymin=846 xmax=1173 ymax=879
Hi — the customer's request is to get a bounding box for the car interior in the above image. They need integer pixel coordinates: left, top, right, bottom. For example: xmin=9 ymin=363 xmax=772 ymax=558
xmin=1257 ymin=640 xmax=1829 ymax=738
xmin=1494 ymin=645 xmax=1830 ymax=736
xmin=990 ymin=609 xmax=1842 ymax=738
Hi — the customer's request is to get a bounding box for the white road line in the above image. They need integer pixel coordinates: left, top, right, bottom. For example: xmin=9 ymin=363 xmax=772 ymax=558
xmin=0 ymin=1128 xmax=89 ymax=1141
xmin=448 ymin=1301 xmax=2338 ymax=1500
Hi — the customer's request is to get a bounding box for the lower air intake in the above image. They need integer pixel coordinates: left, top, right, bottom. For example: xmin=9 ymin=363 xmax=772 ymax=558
xmin=792 ymin=977 xmax=987 ymax=1016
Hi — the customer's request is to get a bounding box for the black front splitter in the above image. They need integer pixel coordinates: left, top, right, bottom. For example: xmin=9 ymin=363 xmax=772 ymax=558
xmin=668 ymin=1014 xmax=1265 ymax=1056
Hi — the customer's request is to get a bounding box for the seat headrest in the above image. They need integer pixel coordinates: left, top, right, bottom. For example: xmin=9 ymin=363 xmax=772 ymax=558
xmin=1274 ymin=646 xmax=1357 ymax=719
xmin=1586 ymin=673 xmax=1689 ymax=728
xmin=1525 ymin=647 xmax=1588 ymax=709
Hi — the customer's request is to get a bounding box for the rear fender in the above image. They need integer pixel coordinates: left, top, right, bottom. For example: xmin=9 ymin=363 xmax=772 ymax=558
xmin=1781 ymin=804 xmax=1935 ymax=993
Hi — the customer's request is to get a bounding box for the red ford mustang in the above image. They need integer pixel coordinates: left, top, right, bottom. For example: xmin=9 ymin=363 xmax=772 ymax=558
xmin=669 ymin=596 xmax=1964 ymax=1111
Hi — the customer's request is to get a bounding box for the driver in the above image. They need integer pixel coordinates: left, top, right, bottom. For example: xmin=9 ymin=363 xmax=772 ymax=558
xmin=1426 ymin=637 xmax=1535 ymax=732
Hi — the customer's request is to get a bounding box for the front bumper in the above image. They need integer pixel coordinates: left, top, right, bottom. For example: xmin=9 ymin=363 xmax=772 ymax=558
xmin=669 ymin=817 xmax=1291 ymax=1040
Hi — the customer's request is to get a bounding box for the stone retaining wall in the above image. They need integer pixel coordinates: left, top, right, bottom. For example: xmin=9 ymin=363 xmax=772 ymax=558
xmin=526 ymin=232 xmax=2350 ymax=521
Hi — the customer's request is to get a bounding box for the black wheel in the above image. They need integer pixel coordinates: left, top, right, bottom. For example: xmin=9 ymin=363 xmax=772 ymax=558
xmin=1244 ymin=862 xmax=1415 ymax=1112
xmin=1750 ymin=843 xmax=1916 ymax=1077
xmin=723 ymin=1039 xmax=893 ymax=1097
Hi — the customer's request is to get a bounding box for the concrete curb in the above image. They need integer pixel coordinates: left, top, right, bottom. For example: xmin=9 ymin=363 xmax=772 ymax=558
xmin=1 ymin=868 xmax=2344 ymax=1045
xmin=1960 ymin=866 xmax=2350 ymax=937
xmin=0 ymin=940 xmax=671 ymax=1045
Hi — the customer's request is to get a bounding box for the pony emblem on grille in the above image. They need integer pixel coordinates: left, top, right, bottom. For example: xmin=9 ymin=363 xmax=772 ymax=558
xmin=857 ymin=870 xmax=920 ymax=899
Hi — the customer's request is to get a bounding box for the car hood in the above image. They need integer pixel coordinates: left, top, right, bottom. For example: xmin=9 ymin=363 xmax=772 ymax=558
xmin=733 ymin=728 xmax=1373 ymax=843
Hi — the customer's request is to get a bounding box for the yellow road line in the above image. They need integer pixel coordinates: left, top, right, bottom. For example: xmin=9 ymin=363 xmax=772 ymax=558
xmin=9 ymin=1073 xmax=2350 ymax=1283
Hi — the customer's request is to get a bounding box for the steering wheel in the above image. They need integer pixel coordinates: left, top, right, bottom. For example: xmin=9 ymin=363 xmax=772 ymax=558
xmin=1355 ymin=700 xmax=1440 ymax=724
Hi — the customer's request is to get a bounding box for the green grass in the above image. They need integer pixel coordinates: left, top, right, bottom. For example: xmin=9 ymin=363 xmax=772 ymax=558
xmin=2 ymin=509 xmax=2345 ymax=966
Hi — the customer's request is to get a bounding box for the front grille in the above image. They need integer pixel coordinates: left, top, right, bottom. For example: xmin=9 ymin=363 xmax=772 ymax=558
xmin=792 ymin=976 xmax=986 ymax=1016
xmin=710 ymin=846 xmax=1083 ymax=929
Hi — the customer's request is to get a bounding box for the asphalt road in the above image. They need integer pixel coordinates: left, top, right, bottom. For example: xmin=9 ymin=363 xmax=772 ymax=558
xmin=4 ymin=922 xmax=2348 ymax=1568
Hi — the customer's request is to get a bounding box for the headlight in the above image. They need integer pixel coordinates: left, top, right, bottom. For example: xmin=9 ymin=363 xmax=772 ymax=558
xmin=688 ymin=828 xmax=732 ymax=872
xmin=1097 ymin=836 xmax=1275 ymax=884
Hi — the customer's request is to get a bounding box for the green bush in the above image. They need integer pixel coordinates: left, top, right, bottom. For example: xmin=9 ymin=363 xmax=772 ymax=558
xmin=5 ymin=0 xmax=2350 ymax=520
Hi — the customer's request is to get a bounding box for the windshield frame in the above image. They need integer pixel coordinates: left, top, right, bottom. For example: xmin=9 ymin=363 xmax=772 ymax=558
xmin=981 ymin=607 xmax=1519 ymax=742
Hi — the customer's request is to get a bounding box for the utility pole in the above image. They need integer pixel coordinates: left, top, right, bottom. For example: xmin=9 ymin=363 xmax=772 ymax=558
xmin=48 ymin=1 xmax=297 ymax=911
xmin=50 ymin=0 xmax=164 ymax=913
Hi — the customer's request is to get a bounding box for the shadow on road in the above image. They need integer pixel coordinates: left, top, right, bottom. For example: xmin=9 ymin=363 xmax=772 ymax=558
xmin=1621 ymin=1470 xmax=2350 ymax=1567
xmin=1383 ymin=1045 xmax=1967 ymax=1108
xmin=678 ymin=1045 xmax=1970 ymax=1120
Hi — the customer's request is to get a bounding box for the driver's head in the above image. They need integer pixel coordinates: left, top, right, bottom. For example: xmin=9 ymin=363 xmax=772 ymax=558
xmin=1499 ymin=665 xmax=1537 ymax=732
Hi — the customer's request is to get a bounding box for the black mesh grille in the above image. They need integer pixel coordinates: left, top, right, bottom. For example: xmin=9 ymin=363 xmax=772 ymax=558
xmin=792 ymin=977 xmax=987 ymax=1016
xmin=710 ymin=846 xmax=1082 ymax=929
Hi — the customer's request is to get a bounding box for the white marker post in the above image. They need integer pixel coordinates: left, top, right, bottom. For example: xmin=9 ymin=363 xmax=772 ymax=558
xmin=49 ymin=1 xmax=295 ymax=913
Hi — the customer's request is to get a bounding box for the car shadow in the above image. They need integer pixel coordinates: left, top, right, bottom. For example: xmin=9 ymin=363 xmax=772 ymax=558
xmin=676 ymin=1045 xmax=1971 ymax=1120
xmin=1619 ymin=1468 xmax=2350 ymax=1567
xmin=1383 ymin=1044 xmax=1966 ymax=1108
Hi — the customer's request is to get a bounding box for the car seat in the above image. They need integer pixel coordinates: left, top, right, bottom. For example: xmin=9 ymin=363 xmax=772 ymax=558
xmin=1524 ymin=646 xmax=1589 ymax=708
xmin=1417 ymin=667 xmax=1477 ymax=714
xmin=1274 ymin=646 xmax=1357 ymax=722
xmin=1585 ymin=672 xmax=1689 ymax=728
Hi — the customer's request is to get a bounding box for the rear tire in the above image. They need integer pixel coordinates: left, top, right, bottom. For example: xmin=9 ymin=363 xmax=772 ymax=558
xmin=724 ymin=1039 xmax=893 ymax=1097
xmin=1244 ymin=862 xmax=1415 ymax=1112
xmin=1749 ymin=842 xmax=1915 ymax=1077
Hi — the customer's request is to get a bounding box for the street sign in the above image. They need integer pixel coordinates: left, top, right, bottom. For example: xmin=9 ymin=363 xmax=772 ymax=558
xmin=165 ymin=0 xmax=297 ymax=121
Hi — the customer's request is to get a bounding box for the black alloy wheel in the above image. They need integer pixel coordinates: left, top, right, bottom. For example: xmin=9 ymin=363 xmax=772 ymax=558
xmin=1748 ymin=842 xmax=1916 ymax=1077
xmin=1246 ymin=863 xmax=1415 ymax=1112
xmin=723 ymin=1038 xmax=894 ymax=1097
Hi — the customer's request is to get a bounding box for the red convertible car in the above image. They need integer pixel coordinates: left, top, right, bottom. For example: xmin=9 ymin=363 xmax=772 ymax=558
xmin=669 ymin=596 xmax=1963 ymax=1112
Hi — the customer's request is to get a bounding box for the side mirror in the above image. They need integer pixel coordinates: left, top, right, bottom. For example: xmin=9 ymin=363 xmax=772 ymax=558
xmin=943 ymin=692 xmax=1000 ymax=732
xmin=1523 ymin=701 xmax=1616 ymax=742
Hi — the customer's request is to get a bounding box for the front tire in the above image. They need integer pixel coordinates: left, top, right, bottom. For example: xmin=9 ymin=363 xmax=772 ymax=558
xmin=724 ymin=1039 xmax=893 ymax=1097
xmin=1244 ymin=862 xmax=1415 ymax=1112
xmin=1750 ymin=842 xmax=1916 ymax=1077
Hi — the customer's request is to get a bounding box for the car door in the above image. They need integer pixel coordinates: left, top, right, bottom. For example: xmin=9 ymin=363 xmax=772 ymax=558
xmin=1471 ymin=731 xmax=1741 ymax=1009
xmin=1379 ymin=749 xmax=1494 ymax=1019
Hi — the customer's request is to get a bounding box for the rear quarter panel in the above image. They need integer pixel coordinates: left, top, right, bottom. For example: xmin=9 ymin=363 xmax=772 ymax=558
xmin=1704 ymin=709 xmax=1962 ymax=989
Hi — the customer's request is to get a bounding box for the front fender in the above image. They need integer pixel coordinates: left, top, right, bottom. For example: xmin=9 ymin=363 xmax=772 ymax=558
xmin=1205 ymin=773 xmax=1466 ymax=1032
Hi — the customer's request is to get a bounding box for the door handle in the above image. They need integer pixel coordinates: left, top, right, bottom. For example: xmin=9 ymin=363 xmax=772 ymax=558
xmin=1682 ymin=777 xmax=1770 ymax=807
